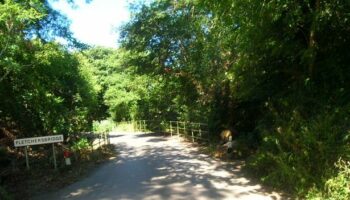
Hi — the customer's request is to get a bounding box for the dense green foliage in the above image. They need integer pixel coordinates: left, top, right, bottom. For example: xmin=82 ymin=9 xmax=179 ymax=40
xmin=0 ymin=2 xmax=99 ymax=197
xmin=1 ymin=0 xmax=349 ymax=198
xmin=0 ymin=0 xmax=97 ymax=138
xmin=77 ymin=47 xmax=146 ymax=121
xmin=118 ymin=0 xmax=350 ymax=197
xmin=307 ymin=158 xmax=350 ymax=200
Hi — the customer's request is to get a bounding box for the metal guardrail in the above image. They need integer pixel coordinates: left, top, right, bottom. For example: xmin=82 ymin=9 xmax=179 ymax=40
xmin=116 ymin=120 xmax=210 ymax=143
xmin=81 ymin=132 xmax=110 ymax=150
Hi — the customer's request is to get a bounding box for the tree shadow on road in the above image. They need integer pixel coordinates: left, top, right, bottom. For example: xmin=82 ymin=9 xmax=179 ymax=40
xmin=107 ymin=134 xmax=125 ymax=138
xmin=135 ymin=132 xmax=171 ymax=137
xmin=38 ymin=133 xmax=287 ymax=200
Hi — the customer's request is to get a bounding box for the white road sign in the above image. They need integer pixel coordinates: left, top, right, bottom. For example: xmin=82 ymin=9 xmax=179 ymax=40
xmin=14 ymin=135 xmax=63 ymax=147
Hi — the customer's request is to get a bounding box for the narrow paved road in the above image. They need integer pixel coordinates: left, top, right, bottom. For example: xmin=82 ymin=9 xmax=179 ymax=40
xmin=35 ymin=132 xmax=283 ymax=200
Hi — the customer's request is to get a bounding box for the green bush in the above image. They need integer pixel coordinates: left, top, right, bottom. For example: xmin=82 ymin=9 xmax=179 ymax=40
xmin=72 ymin=138 xmax=90 ymax=151
xmin=0 ymin=147 xmax=10 ymax=167
xmin=306 ymin=159 xmax=350 ymax=200
xmin=247 ymin=106 xmax=350 ymax=196
xmin=93 ymin=119 xmax=116 ymax=133
xmin=0 ymin=186 xmax=12 ymax=200
xmin=115 ymin=122 xmax=134 ymax=132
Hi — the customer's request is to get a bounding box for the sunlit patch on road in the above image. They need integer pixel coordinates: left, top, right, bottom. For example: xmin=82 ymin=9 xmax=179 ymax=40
xmin=34 ymin=132 xmax=285 ymax=200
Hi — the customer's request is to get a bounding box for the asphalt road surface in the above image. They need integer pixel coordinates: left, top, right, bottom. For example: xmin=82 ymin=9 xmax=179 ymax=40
xmin=34 ymin=132 xmax=283 ymax=200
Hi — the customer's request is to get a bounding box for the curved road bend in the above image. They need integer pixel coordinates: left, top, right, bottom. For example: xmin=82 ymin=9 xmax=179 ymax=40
xmin=34 ymin=132 xmax=284 ymax=200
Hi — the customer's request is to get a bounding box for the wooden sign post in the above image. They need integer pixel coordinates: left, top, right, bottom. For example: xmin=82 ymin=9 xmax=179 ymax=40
xmin=14 ymin=135 xmax=64 ymax=170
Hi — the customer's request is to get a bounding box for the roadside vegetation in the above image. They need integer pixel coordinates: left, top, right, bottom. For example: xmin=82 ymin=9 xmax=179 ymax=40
xmin=1 ymin=143 xmax=115 ymax=200
xmin=1 ymin=0 xmax=349 ymax=199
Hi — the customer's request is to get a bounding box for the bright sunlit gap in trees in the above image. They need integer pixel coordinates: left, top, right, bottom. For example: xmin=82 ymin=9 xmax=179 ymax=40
xmin=49 ymin=0 xmax=131 ymax=48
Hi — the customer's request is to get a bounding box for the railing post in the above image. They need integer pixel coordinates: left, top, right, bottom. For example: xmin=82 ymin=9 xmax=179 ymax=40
xmin=99 ymin=133 xmax=101 ymax=147
xmin=158 ymin=121 xmax=161 ymax=133
xmin=191 ymin=124 xmax=194 ymax=143
xmin=184 ymin=122 xmax=186 ymax=136
xmin=107 ymin=131 xmax=110 ymax=144
xmin=177 ymin=121 xmax=179 ymax=136
xmin=141 ymin=120 xmax=144 ymax=132
xmin=91 ymin=134 xmax=94 ymax=152
xmin=102 ymin=132 xmax=105 ymax=144
xmin=105 ymin=132 xmax=107 ymax=144
xmin=207 ymin=127 xmax=210 ymax=141
xmin=170 ymin=122 xmax=173 ymax=136
xmin=52 ymin=144 xmax=57 ymax=170
xmin=25 ymin=146 xmax=30 ymax=170
xmin=134 ymin=121 xmax=136 ymax=132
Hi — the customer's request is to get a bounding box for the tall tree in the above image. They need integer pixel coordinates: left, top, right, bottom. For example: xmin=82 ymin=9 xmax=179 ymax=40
xmin=0 ymin=0 xmax=97 ymax=138
xmin=121 ymin=0 xmax=350 ymax=195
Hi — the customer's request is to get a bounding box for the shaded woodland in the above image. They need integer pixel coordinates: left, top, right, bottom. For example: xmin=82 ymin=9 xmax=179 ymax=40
xmin=1 ymin=0 xmax=350 ymax=199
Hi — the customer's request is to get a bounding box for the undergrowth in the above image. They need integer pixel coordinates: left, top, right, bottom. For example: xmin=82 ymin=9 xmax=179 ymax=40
xmin=306 ymin=158 xmax=350 ymax=200
xmin=0 ymin=186 xmax=12 ymax=200
xmin=246 ymin=104 xmax=350 ymax=198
